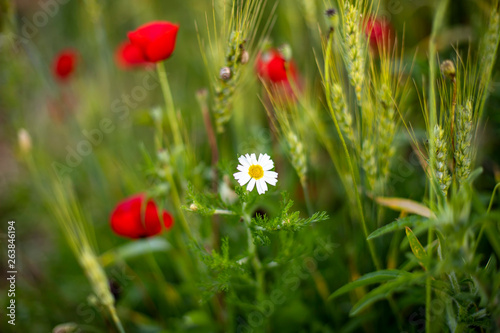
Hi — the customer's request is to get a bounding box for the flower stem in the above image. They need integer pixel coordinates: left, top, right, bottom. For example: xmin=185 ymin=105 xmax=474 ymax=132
xmin=301 ymin=179 xmax=314 ymax=216
xmin=426 ymin=228 xmax=434 ymax=333
xmin=163 ymin=162 xmax=194 ymax=241
xmin=243 ymin=203 xmax=265 ymax=300
xmin=157 ymin=61 xmax=183 ymax=149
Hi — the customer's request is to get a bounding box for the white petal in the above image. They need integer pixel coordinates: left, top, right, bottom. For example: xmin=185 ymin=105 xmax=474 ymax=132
xmin=250 ymin=153 xmax=258 ymax=165
xmin=247 ymin=178 xmax=256 ymax=192
xmin=260 ymin=179 xmax=268 ymax=193
xmin=234 ymin=172 xmax=251 ymax=185
xmin=258 ymin=154 xmax=274 ymax=170
xmin=262 ymin=160 xmax=274 ymax=171
xmin=256 ymin=180 xmax=263 ymax=194
xmin=264 ymin=176 xmax=277 ymax=186
xmin=237 ymin=164 xmax=248 ymax=172
xmin=264 ymin=170 xmax=278 ymax=179
xmin=257 ymin=153 xmax=268 ymax=164
xmin=239 ymin=155 xmax=250 ymax=168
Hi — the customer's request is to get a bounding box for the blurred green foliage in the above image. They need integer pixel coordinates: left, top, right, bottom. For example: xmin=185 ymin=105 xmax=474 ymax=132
xmin=0 ymin=0 xmax=499 ymax=332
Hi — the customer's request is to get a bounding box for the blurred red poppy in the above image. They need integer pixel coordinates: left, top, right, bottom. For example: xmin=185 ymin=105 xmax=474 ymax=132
xmin=115 ymin=41 xmax=150 ymax=69
xmin=110 ymin=194 xmax=174 ymax=239
xmin=128 ymin=21 xmax=179 ymax=63
xmin=256 ymin=49 xmax=297 ymax=84
xmin=53 ymin=49 xmax=78 ymax=81
xmin=365 ymin=17 xmax=392 ymax=52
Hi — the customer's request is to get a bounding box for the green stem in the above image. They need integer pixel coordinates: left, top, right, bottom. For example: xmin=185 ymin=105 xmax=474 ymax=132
xmin=163 ymin=162 xmax=194 ymax=241
xmin=157 ymin=62 xmax=183 ymax=149
xmin=472 ymin=182 xmax=500 ymax=255
xmin=425 ymin=228 xmax=434 ymax=333
xmin=324 ymin=32 xmax=381 ymax=270
xmin=301 ymin=179 xmax=314 ymax=216
xmin=243 ymin=203 xmax=265 ymax=300
xmin=108 ymin=306 xmax=126 ymax=333
xmin=487 ymin=182 xmax=500 ymax=214
xmin=426 ymin=1 xmax=449 ymax=331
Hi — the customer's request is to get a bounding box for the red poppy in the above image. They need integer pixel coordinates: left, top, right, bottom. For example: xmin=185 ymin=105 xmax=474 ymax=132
xmin=365 ymin=17 xmax=392 ymax=52
xmin=110 ymin=194 xmax=174 ymax=239
xmin=115 ymin=41 xmax=150 ymax=69
xmin=52 ymin=49 xmax=78 ymax=81
xmin=128 ymin=21 xmax=179 ymax=63
xmin=256 ymin=49 xmax=297 ymax=84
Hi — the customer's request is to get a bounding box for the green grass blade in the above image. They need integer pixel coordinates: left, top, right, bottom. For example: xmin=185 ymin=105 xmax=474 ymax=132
xmin=100 ymin=238 xmax=172 ymax=267
xmin=367 ymin=215 xmax=429 ymax=240
xmin=349 ymin=273 xmax=423 ymax=316
xmin=328 ymin=270 xmax=410 ymax=301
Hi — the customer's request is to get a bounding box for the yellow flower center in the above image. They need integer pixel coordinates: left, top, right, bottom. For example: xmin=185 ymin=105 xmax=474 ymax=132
xmin=248 ymin=164 xmax=264 ymax=180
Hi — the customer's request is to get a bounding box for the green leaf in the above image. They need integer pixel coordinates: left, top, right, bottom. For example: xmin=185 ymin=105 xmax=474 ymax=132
xmin=100 ymin=238 xmax=171 ymax=267
xmin=349 ymin=273 xmax=423 ymax=316
xmin=328 ymin=270 xmax=410 ymax=301
xmin=367 ymin=215 xmax=428 ymax=240
xmin=405 ymin=227 xmax=428 ymax=268
xmin=466 ymin=167 xmax=483 ymax=184
xmin=251 ymin=192 xmax=329 ymax=242
xmin=434 ymin=228 xmax=446 ymax=261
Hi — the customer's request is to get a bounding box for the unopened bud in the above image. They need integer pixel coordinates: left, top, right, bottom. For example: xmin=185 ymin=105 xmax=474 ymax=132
xmin=18 ymin=128 xmax=32 ymax=154
xmin=325 ymin=8 xmax=336 ymax=17
xmin=240 ymin=50 xmax=249 ymax=64
xmin=440 ymin=60 xmax=456 ymax=79
xmin=219 ymin=67 xmax=231 ymax=81
xmin=189 ymin=203 xmax=198 ymax=211
xmin=325 ymin=8 xmax=339 ymax=27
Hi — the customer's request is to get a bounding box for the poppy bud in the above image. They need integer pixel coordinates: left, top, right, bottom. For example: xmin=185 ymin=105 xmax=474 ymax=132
xmin=52 ymin=49 xmax=78 ymax=81
xmin=128 ymin=21 xmax=179 ymax=63
xmin=110 ymin=194 xmax=174 ymax=239
xmin=219 ymin=66 xmax=232 ymax=81
xmin=440 ymin=60 xmax=456 ymax=79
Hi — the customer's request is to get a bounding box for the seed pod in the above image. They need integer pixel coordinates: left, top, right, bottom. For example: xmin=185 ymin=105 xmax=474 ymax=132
xmin=440 ymin=60 xmax=456 ymax=79
xmin=325 ymin=8 xmax=339 ymax=27
xmin=325 ymin=8 xmax=336 ymax=17
xmin=240 ymin=50 xmax=249 ymax=64
xmin=219 ymin=66 xmax=231 ymax=81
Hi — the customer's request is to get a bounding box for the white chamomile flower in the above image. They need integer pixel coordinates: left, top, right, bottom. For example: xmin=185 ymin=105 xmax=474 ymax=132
xmin=233 ymin=153 xmax=278 ymax=195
